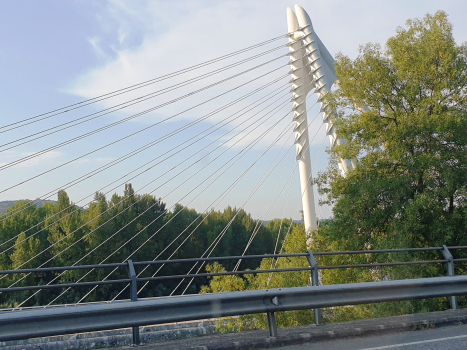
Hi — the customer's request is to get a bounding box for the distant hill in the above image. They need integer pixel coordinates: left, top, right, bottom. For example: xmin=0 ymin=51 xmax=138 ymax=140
xmin=0 ymin=200 xmax=57 ymax=214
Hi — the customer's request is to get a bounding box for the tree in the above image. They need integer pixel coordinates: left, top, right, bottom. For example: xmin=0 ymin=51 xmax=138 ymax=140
xmin=0 ymin=184 xmax=283 ymax=307
xmin=201 ymin=224 xmax=315 ymax=331
xmin=315 ymin=11 xmax=467 ymax=253
xmin=0 ymin=200 xmax=48 ymax=272
xmin=46 ymin=190 xmax=84 ymax=267
xmin=310 ymin=11 xmax=467 ymax=318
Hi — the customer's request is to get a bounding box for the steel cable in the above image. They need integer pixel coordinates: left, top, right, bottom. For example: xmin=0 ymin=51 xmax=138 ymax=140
xmin=0 ymin=79 xmax=290 ymax=252
xmin=0 ymin=34 xmax=290 ymax=132
xmin=7 ymin=90 xmax=293 ymax=304
xmin=2 ymin=33 xmax=310 ymax=298
xmin=40 ymin=101 xmax=293 ymax=306
xmin=0 ymin=56 xmax=286 ymax=173
xmin=0 ymin=75 xmax=289 ymax=225
xmin=1 ymin=45 xmax=287 ymax=149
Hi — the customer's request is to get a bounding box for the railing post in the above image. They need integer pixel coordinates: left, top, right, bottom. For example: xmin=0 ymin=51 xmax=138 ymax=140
xmin=441 ymin=245 xmax=458 ymax=310
xmin=267 ymin=311 xmax=278 ymax=337
xmin=127 ymin=259 xmax=140 ymax=345
xmin=306 ymin=251 xmax=321 ymax=325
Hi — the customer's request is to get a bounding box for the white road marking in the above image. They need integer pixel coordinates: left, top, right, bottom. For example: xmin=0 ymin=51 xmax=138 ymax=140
xmin=356 ymin=334 xmax=467 ymax=349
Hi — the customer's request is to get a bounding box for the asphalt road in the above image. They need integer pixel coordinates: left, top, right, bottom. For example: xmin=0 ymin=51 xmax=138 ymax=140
xmin=278 ymin=324 xmax=467 ymax=350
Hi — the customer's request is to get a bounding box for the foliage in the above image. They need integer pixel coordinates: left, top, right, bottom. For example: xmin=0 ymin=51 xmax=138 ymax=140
xmin=311 ymin=11 xmax=467 ymax=318
xmin=202 ymin=224 xmax=317 ymax=332
xmin=316 ymin=11 xmax=467 ymax=252
xmin=0 ymin=185 xmax=281 ymax=308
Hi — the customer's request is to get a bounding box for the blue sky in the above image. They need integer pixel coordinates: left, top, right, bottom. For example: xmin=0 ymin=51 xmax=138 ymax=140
xmin=0 ymin=0 xmax=466 ymax=221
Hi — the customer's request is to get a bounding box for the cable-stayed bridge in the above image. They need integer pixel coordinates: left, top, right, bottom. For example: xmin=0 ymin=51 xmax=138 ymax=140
xmin=0 ymin=4 xmax=330 ymax=307
xmin=0 ymin=4 xmax=466 ymax=347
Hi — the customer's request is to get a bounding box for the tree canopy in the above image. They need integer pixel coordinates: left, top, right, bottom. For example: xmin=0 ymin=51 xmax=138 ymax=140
xmin=0 ymin=185 xmax=284 ymax=308
xmin=315 ymin=11 xmax=467 ymax=252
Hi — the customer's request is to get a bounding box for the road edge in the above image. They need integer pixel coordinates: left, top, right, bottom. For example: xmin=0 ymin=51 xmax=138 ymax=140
xmin=135 ymin=309 xmax=467 ymax=350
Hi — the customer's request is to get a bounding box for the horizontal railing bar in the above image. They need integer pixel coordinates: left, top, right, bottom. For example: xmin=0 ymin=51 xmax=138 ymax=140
xmin=0 ymin=254 xmax=308 ymax=276
xmin=133 ymin=254 xmax=308 ymax=266
xmin=2 ymin=276 xmax=467 ymax=342
xmin=0 ymin=268 xmax=312 ymax=293
xmin=0 ymin=298 xmax=131 ymax=312
xmin=0 ymin=248 xmax=455 ymax=289
xmin=454 ymin=258 xmax=467 ymax=262
xmin=137 ymin=267 xmax=313 ymax=282
xmin=314 ymin=248 xmax=443 ymax=256
xmin=0 ymin=263 xmax=128 ymax=275
xmin=319 ymin=260 xmax=448 ymax=270
xmin=0 ymin=279 xmax=132 ymax=293
xmin=0 ymin=249 xmax=452 ymax=277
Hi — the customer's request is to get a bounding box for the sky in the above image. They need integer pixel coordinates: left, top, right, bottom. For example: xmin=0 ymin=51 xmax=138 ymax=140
xmin=0 ymin=0 xmax=466 ymax=222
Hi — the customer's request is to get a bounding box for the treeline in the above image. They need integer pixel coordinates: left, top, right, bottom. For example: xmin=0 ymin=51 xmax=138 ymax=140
xmin=0 ymin=184 xmax=292 ymax=308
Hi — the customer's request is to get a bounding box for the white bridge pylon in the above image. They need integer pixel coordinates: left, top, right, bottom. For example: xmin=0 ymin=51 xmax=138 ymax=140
xmin=287 ymin=4 xmax=354 ymax=235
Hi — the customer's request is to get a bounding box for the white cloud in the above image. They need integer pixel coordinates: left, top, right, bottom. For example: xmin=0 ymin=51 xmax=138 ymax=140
xmin=0 ymin=151 xmax=62 ymax=168
xmin=88 ymin=36 xmax=110 ymax=61
xmin=66 ymin=0 xmax=467 ymax=153
xmin=70 ymin=1 xmax=279 ymax=97
xmin=67 ymin=1 xmax=336 ymax=149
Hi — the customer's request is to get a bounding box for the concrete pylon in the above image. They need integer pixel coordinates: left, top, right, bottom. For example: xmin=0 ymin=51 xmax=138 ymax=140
xmin=294 ymin=5 xmax=355 ymax=176
xmin=287 ymin=7 xmax=317 ymax=234
xmin=287 ymin=5 xmax=355 ymax=238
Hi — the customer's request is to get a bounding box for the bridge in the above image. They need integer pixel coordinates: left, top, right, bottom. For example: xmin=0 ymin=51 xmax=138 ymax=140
xmin=0 ymin=4 xmax=466 ymax=349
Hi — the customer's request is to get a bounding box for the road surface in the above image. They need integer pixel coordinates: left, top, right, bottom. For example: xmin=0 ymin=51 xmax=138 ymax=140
xmin=278 ymin=324 xmax=467 ymax=350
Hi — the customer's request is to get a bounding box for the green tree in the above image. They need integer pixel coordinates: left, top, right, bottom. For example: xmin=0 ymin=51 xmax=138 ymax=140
xmin=46 ymin=190 xmax=84 ymax=267
xmin=311 ymin=11 xmax=467 ymax=318
xmin=316 ymin=11 xmax=467 ymax=253
xmin=0 ymin=185 xmax=280 ymax=307
xmin=0 ymin=201 xmax=47 ymax=270
xmin=202 ymin=224 xmax=315 ymax=331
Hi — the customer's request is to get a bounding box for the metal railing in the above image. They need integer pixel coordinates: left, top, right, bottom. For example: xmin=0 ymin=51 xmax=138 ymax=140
xmin=0 ymin=253 xmax=312 ymax=294
xmin=1 ymin=246 xmax=467 ymax=344
xmin=2 ymin=275 xmax=467 ymax=342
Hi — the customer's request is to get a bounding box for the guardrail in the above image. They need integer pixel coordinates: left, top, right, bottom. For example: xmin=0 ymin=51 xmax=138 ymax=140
xmin=1 ymin=275 xmax=467 ymax=342
xmin=1 ymin=246 xmax=467 ymax=344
